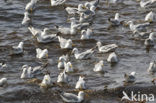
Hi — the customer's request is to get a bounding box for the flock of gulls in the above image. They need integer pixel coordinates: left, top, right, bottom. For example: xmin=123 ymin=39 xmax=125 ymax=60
xmin=0 ymin=0 xmax=156 ymax=102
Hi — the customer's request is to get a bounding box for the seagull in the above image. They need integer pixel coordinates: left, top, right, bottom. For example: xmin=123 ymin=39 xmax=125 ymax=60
xmin=70 ymin=17 xmax=90 ymax=30
xmin=50 ymin=0 xmax=66 ymax=7
xmin=108 ymin=13 xmax=121 ymax=26
xmin=0 ymin=78 xmax=7 ymax=87
xmin=22 ymin=12 xmax=31 ymax=25
xmin=147 ymin=61 xmax=156 ymax=73
xmin=0 ymin=62 xmax=7 ymax=71
xmin=57 ymin=70 xmax=68 ymax=83
xmin=96 ymin=42 xmax=118 ymax=53
xmin=40 ymin=74 xmax=52 ymax=87
xmin=93 ymin=60 xmax=105 ymax=73
xmin=58 ymin=36 xmax=73 ymax=49
xmin=35 ymin=31 xmax=58 ymax=43
xmin=145 ymin=11 xmax=155 ymax=23
xmin=75 ymin=76 xmax=86 ymax=90
xmin=58 ymin=55 xmax=69 ymax=70
xmin=65 ymin=4 xmax=86 ymax=15
xmin=79 ymin=13 xmax=92 ymax=23
xmin=72 ymin=48 xmax=95 ymax=60
xmin=127 ymin=21 xmax=150 ymax=33
xmin=144 ymin=32 xmax=155 ymax=47
xmin=36 ymin=48 xmax=48 ymax=59
xmin=140 ymin=0 xmax=156 ymax=8
xmin=55 ymin=25 xmax=77 ymax=35
xmin=20 ymin=65 xmax=32 ymax=79
xmin=107 ymin=52 xmax=118 ymax=63
xmin=25 ymin=0 xmax=38 ymax=12
xmin=124 ymin=72 xmax=136 ymax=83
xmin=64 ymin=62 xmax=73 ymax=73
xmin=60 ymin=91 xmax=85 ymax=103
xmin=80 ymin=28 xmax=93 ymax=40
xmin=11 ymin=42 xmax=24 ymax=55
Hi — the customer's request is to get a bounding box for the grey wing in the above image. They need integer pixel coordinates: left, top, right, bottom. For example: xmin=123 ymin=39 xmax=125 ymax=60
xmin=92 ymin=0 xmax=100 ymax=6
xmin=42 ymin=35 xmax=57 ymax=41
xmin=56 ymin=0 xmax=66 ymax=5
xmin=61 ymin=93 xmax=78 ymax=102
xmin=79 ymin=50 xmax=94 ymax=59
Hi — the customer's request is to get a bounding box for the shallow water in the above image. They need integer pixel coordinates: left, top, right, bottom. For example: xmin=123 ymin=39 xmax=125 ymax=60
xmin=0 ymin=0 xmax=156 ymax=103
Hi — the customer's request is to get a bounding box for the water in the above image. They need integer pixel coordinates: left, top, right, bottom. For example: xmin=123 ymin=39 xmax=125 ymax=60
xmin=0 ymin=0 xmax=156 ymax=102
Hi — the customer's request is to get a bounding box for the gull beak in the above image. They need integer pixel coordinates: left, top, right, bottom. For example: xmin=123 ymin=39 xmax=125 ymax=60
xmin=46 ymin=54 xmax=48 ymax=58
xmin=72 ymin=43 xmax=76 ymax=47
xmin=82 ymin=6 xmax=87 ymax=9
xmin=102 ymin=64 xmax=104 ymax=66
xmin=58 ymin=60 xmax=61 ymax=63
xmin=70 ymin=64 xmax=72 ymax=68
xmin=67 ymin=19 xmax=70 ymax=22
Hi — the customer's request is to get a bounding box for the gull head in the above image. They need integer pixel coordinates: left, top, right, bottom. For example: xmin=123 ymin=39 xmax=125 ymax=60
xmin=78 ymin=91 xmax=85 ymax=100
xmin=81 ymin=30 xmax=86 ymax=35
xmin=78 ymin=4 xmax=86 ymax=10
xmin=115 ymin=13 xmax=120 ymax=20
xmin=18 ymin=42 xmax=24 ymax=48
xmin=99 ymin=60 xmax=104 ymax=66
xmin=22 ymin=65 xmax=29 ymax=70
xmin=72 ymin=48 xmax=78 ymax=54
xmin=149 ymin=32 xmax=155 ymax=40
xmin=96 ymin=41 xmax=102 ymax=47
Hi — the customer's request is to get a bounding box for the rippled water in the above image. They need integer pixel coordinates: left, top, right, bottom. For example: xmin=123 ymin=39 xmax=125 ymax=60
xmin=0 ymin=0 xmax=156 ymax=103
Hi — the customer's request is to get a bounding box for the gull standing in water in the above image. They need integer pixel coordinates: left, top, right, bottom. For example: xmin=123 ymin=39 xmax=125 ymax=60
xmin=20 ymin=65 xmax=32 ymax=79
xmin=140 ymin=0 xmax=156 ymax=8
xmin=147 ymin=61 xmax=156 ymax=73
xmin=65 ymin=4 xmax=86 ymax=15
xmin=107 ymin=52 xmax=118 ymax=63
xmin=96 ymin=42 xmax=118 ymax=53
xmin=124 ymin=72 xmax=136 ymax=83
xmin=55 ymin=25 xmax=77 ymax=35
xmin=108 ymin=13 xmax=121 ymax=26
xmin=22 ymin=12 xmax=31 ymax=25
xmin=29 ymin=27 xmax=58 ymax=43
xmin=40 ymin=74 xmax=52 ymax=88
xmin=58 ymin=36 xmax=73 ymax=49
xmin=58 ymin=54 xmax=69 ymax=70
xmin=36 ymin=48 xmax=48 ymax=59
xmin=145 ymin=11 xmax=155 ymax=23
xmin=64 ymin=62 xmax=73 ymax=73
xmin=93 ymin=60 xmax=105 ymax=73
xmin=75 ymin=76 xmax=86 ymax=90
xmin=0 ymin=62 xmax=7 ymax=71
xmin=11 ymin=42 xmax=24 ymax=55
xmin=60 ymin=91 xmax=85 ymax=103
xmin=34 ymin=31 xmax=58 ymax=43
xmin=80 ymin=28 xmax=93 ymax=40
xmin=25 ymin=0 xmax=38 ymax=12
xmin=127 ymin=21 xmax=150 ymax=33
xmin=50 ymin=0 xmax=66 ymax=7
xmin=0 ymin=78 xmax=7 ymax=87
xmin=57 ymin=70 xmax=68 ymax=83
xmin=72 ymin=48 xmax=95 ymax=60
xmin=144 ymin=32 xmax=155 ymax=47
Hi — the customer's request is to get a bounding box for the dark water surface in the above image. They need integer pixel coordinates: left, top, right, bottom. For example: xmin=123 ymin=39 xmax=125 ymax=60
xmin=0 ymin=0 xmax=156 ymax=103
